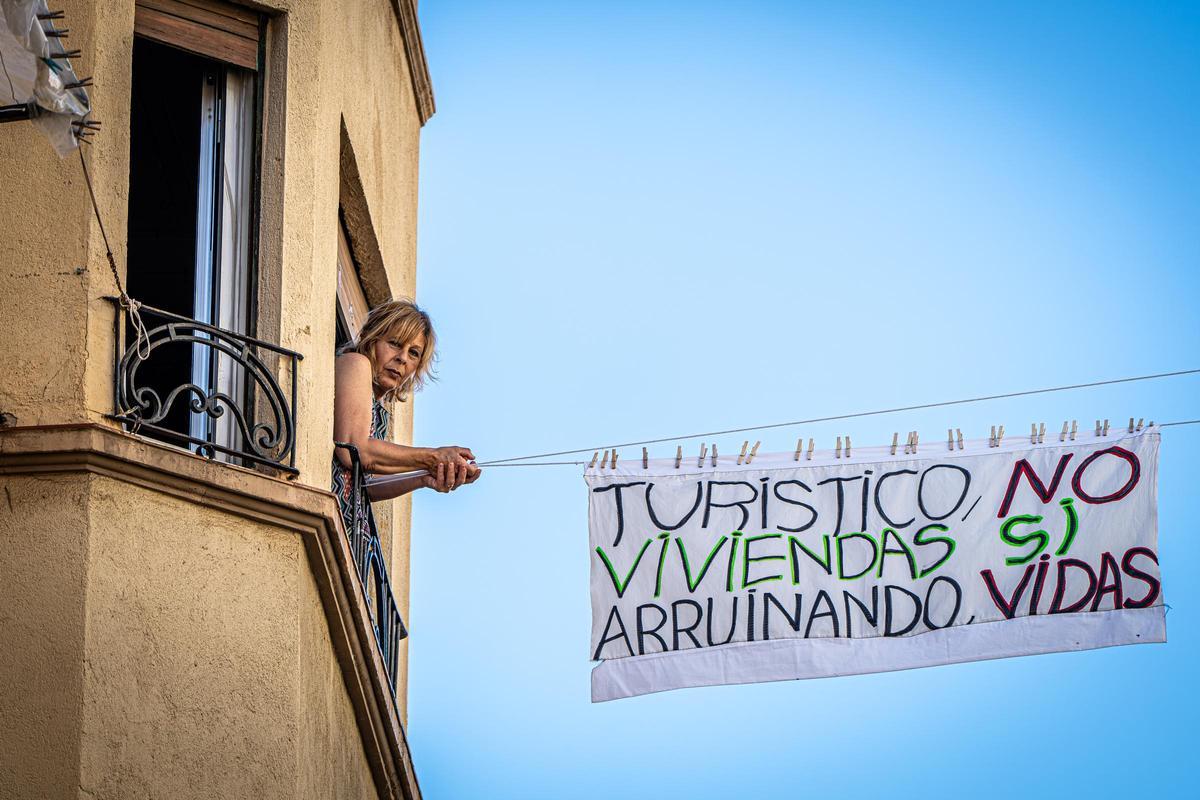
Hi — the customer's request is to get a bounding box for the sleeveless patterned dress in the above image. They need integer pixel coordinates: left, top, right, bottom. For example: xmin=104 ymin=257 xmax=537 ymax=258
xmin=331 ymin=397 xmax=389 ymax=553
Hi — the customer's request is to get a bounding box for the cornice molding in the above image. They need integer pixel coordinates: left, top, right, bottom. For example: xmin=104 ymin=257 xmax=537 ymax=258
xmin=390 ymin=0 xmax=436 ymax=125
xmin=0 ymin=424 xmax=422 ymax=800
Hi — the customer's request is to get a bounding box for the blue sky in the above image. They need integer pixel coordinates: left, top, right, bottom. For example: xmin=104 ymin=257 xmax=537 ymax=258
xmin=406 ymin=3 xmax=1199 ymax=797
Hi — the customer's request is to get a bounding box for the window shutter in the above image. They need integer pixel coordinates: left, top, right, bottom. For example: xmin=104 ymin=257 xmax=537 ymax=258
xmin=336 ymin=220 xmax=372 ymax=341
xmin=134 ymin=0 xmax=261 ymax=70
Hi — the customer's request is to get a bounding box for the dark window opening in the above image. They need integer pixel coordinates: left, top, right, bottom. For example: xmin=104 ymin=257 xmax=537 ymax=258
xmin=125 ymin=34 xmax=259 ymax=457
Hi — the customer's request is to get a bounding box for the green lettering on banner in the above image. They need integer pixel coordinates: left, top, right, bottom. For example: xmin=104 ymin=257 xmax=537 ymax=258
xmin=595 ymin=539 xmax=653 ymax=598
xmin=999 ymin=514 xmax=1049 ymax=566
xmin=675 ymin=535 xmax=729 ymax=592
xmin=742 ymin=533 xmax=786 ymax=589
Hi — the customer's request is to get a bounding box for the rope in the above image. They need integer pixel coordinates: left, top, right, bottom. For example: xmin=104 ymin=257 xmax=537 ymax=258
xmin=78 ymin=146 xmax=149 ymax=359
xmin=468 ymin=417 xmax=1200 ymax=469
xmin=477 ymin=368 xmax=1200 ymax=465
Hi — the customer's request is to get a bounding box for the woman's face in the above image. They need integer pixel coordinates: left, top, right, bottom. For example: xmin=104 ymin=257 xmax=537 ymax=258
xmin=372 ymin=329 xmax=426 ymax=395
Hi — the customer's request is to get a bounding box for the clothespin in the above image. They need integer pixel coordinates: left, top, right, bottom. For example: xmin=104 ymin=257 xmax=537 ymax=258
xmin=794 ymin=437 xmax=803 ymax=461
xmin=600 ymin=449 xmax=610 ymax=469
xmin=747 ymin=441 xmax=761 ymax=464
xmin=642 ymin=447 xmax=649 ymax=469
xmin=711 ymin=443 xmax=718 ymax=467
xmin=737 ymin=441 xmax=749 ymax=465
xmin=891 ymin=432 xmax=899 ymax=456
xmin=956 ymin=428 xmax=964 ymax=450
xmin=835 ymin=436 xmax=842 ymax=458
xmin=1102 ymin=419 xmax=1110 ymax=437
xmin=674 ymin=446 xmax=682 ymax=469
xmin=1059 ymin=422 xmax=1068 ymax=442
xmin=1136 ymin=418 xmax=1144 ymax=432
xmin=698 ymin=443 xmax=707 ymax=468
xmin=1095 ymin=420 xmax=1102 ymax=436
xmin=948 ymin=428 xmax=955 ymax=452
xmin=589 ymin=451 xmax=599 ymax=469
xmin=1038 ymin=422 xmax=1045 ymax=444
xmin=806 ymin=438 xmax=814 ymax=460
xmin=996 ymin=426 xmax=1004 ymax=447
xmin=1030 ymin=423 xmax=1038 ymax=445
xmin=989 ymin=425 xmax=997 ymax=448
xmin=903 ymin=432 xmax=912 ymax=454
xmin=913 ymin=431 xmax=920 ymax=453
xmin=845 ymin=435 xmax=852 ymax=458
xmin=1128 ymin=417 xmax=1135 ymax=433
xmin=1070 ymin=420 xmax=1078 ymax=441
xmin=611 ymin=451 xmax=619 ymax=468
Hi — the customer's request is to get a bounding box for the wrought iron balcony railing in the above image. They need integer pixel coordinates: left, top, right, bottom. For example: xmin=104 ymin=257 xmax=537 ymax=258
xmin=334 ymin=442 xmax=407 ymax=699
xmin=107 ymin=298 xmax=302 ymax=474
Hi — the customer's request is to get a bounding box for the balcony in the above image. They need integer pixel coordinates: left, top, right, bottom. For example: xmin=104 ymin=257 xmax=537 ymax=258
xmin=107 ymin=296 xmax=407 ymax=704
xmin=107 ymin=298 xmax=301 ymax=473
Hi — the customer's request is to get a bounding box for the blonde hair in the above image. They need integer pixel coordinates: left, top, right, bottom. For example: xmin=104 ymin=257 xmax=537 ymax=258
xmin=350 ymin=299 xmax=437 ymax=403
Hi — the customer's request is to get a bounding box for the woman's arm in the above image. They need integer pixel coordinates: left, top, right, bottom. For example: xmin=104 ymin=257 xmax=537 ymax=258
xmin=333 ymin=354 xmax=475 ymax=486
xmin=366 ymin=473 xmax=427 ymax=501
xmin=366 ymin=464 xmax=482 ymax=500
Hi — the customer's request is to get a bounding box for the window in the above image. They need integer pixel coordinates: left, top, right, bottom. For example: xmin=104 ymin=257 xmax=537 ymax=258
xmin=125 ymin=0 xmax=263 ymax=457
xmin=335 ymin=216 xmax=371 ymax=349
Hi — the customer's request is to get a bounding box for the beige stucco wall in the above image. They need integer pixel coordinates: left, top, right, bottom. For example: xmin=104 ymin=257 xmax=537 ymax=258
xmin=0 ymin=0 xmax=431 ymax=797
xmin=0 ymin=0 xmax=424 ymax=719
xmin=0 ymin=470 xmax=382 ymax=799
xmin=0 ymin=474 xmax=89 ymax=799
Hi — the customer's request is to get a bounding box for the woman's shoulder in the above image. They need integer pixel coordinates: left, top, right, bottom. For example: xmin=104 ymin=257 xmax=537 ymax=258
xmin=335 ymin=351 xmax=372 ymax=374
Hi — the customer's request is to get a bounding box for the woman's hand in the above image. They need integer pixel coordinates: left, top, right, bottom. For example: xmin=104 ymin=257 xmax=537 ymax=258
xmin=421 ymin=461 xmax=481 ymax=493
xmin=425 ymin=446 xmax=476 ymax=490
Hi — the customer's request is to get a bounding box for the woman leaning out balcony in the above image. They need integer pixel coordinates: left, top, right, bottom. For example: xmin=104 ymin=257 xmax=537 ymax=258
xmin=332 ymin=299 xmax=480 ymax=544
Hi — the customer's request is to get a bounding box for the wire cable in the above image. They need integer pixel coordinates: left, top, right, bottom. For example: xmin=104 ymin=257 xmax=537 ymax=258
xmin=476 ymin=368 xmax=1200 ymax=465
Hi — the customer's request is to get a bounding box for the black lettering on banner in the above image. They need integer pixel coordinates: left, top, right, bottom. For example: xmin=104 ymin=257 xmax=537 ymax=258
xmin=922 ymin=576 xmax=962 ymax=630
xmin=843 ymin=586 xmax=879 ymax=637
xmin=760 ymin=477 xmax=771 ymax=529
xmin=747 ymin=589 xmax=757 ymax=642
xmin=917 ymin=464 xmax=971 ymax=521
xmin=805 ymin=590 xmax=839 ymax=638
xmin=980 ymin=564 xmax=1034 ymax=619
xmin=671 ymin=599 xmax=704 ymax=650
xmin=645 ymin=481 xmax=703 ymax=531
xmin=877 ymin=527 xmax=919 ymax=580
xmin=836 ymin=531 xmax=878 ymax=580
xmin=592 ymin=482 xmax=646 ymax=547
xmin=997 ymin=455 xmax=1072 ymax=518
xmin=913 ymin=523 xmax=956 ymax=578
xmin=1071 ymin=446 xmax=1141 ymax=505
xmin=860 ymin=471 xmax=873 ymax=539
xmin=1028 ymin=554 xmax=1051 ymax=615
xmin=884 ymin=585 xmax=922 ymax=636
xmin=1049 ymin=558 xmax=1098 ymax=614
xmin=706 ymin=595 xmax=738 ymax=646
xmin=789 ymin=534 xmax=833 ymax=580
xmin=703 ymin=481 xmax=759 ymax=530
xmin=763 ymin=592 xmax=804 ymax=640
xmin=593 ymin=606 xmax=633 ymax=660
xmin=818 ymin=476 xmax=863 ymax=536
xmin=1121 ymin=547 xmax=1160 ymax=608
xmin=636 ymin=604 xmax=668 ymax=655
xmin=1091 ymin=552 xmax=1124 ymax=612
xmin=874 ymin=469 xmax=918 ymax=529
xmin=773 ymin=480 xmax=818 ymax=532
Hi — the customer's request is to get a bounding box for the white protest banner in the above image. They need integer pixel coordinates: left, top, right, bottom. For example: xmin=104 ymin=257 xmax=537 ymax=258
xmin=587 ymin=428 xmax=1164 ymax=701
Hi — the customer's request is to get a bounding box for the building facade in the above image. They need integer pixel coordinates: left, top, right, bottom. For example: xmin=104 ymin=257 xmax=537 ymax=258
xmin=0 ymin=1 xmax=434 ymax=797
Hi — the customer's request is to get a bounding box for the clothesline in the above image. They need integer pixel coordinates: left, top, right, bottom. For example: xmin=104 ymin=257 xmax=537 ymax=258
xmin=472 ymin=367 xmax=1200 ymax=467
